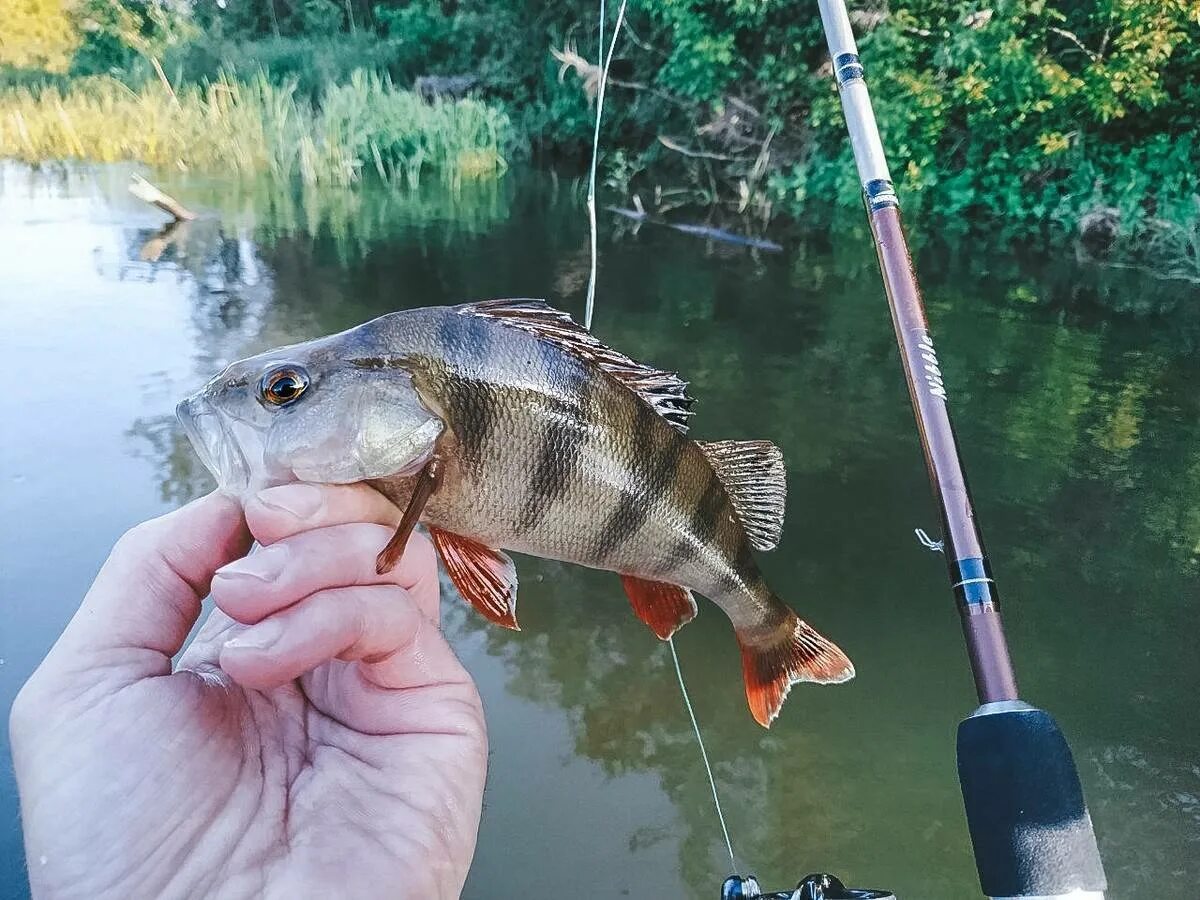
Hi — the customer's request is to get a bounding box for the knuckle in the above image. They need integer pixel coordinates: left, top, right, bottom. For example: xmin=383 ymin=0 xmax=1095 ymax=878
xmin=336 ymin=584 xmax=413 ymax=659
xmin=107 ymin=521 xmax=181 ymax=595
xmin=354 ymin=583 xmax=408 ymax=630
xmin=305 ymin=588 xmax=353 ymax=632
xmin=439 ymin=690 xmax=487 ymax=742
xmin=110 ymin=518 xmax=160 ymax=560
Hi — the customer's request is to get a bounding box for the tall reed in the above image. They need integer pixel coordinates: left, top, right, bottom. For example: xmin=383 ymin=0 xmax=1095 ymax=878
xmin=0 ymin=71 xmax=509 ymax=185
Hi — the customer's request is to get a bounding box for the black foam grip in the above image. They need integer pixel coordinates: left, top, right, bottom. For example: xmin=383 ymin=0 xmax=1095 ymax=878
xmin=957 ymin=707 xmax=1106 ymax=897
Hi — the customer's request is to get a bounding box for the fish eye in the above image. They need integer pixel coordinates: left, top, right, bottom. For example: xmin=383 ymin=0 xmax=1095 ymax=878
xmin=259 ymin=366 xmax=310 ymax=407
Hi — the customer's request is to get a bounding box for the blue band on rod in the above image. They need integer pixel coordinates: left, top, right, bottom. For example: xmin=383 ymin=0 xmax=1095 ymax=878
xmin=864 ymin=178 xmax=899 ymax=210
xmin=834 ymin=52 xmax=864 ymax=84
xmin=953 ymin=556 xmax=996 ymax=610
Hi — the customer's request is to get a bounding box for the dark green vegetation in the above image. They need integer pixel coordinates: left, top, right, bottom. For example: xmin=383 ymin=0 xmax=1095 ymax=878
xmin=2 ymin=0 xmax=1198 ymax=270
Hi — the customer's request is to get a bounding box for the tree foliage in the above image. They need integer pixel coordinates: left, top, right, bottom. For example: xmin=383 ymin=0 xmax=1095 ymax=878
xmin=0 ymin=0 xmax=81 ymax=72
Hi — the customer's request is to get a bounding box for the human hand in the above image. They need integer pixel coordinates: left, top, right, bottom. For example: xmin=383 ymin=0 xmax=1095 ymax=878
xmin=10 ymin=485 xmax=486 ymax=900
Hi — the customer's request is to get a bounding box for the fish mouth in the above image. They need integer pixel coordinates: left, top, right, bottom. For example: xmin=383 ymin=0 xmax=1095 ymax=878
xmin=176 ymin=394 xmax=251 ymax=493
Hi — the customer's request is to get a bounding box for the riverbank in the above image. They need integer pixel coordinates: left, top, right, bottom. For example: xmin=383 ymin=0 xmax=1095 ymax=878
xmin=2 ymin=1 xmax=1197 ymax=278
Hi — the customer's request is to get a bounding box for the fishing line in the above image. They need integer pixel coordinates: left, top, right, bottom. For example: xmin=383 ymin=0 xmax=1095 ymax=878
xmin=582 ymin=0 xmax=739 ymax=875
xmin=583 ymin=0 xmax=629 ymax=330
xmin=668 ymin=636 xmax=739 ymax=873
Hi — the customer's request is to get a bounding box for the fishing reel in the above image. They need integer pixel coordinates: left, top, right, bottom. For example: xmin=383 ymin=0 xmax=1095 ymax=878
xmin=721 ymin=873 xmax=895 ymax=900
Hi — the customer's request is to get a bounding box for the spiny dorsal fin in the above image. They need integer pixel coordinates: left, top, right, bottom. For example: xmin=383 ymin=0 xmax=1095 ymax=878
xmin=459 ymin=299 xmax=694 ymax=433
xmin=698 ymin=439 xmax=786 ymax=551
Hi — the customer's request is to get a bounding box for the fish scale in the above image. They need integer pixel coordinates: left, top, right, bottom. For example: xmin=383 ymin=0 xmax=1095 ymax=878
xmin=177 ymin=299 xmax=855 ymax=726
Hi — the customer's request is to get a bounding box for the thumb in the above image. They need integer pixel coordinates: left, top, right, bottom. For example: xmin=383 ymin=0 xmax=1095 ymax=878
xmin=50 ymin=492 xmax=251 ymax=677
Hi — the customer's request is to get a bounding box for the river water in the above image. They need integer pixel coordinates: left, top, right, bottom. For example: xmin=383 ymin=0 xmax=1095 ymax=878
xmin=1 ymin=164 xmax=1197 ymax=898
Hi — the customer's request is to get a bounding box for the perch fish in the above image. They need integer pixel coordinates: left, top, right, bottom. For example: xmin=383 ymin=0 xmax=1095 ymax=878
xmin=177 ymin=300 xmax=853 ymax=725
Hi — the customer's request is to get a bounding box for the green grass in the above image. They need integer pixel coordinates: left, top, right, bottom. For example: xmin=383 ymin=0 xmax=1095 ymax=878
xmin=0 ymin=70 xmax=509 ymax=185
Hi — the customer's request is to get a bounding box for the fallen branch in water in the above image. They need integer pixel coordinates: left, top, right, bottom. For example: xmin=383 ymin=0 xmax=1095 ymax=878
xmin=129 ymin=174 xmax=195 ymax=222
xmin=607 ymin=204 xmax=782 ymax=251
xmin=551 ymin=44 xmax=687 ymax=107
xmin=139 ymin=219 xmax=190 ymax=262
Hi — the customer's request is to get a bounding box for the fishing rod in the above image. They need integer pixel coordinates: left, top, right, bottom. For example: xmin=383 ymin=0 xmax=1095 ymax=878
xmin=806 ymin=2 xmax=1108 ymax=898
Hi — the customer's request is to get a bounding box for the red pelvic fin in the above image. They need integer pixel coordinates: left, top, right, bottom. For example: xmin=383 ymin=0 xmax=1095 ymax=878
xmin=429 ymin=527 xmax=520 ymax=630
xmin=737 ymin=612 xmax=854 ymax=727
xmin=620 ymin=574 xmax=698 ymax=640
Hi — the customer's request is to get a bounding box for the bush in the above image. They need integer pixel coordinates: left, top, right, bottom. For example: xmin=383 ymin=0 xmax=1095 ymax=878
xmin=163 ymin=34 xmax=405 ymax=99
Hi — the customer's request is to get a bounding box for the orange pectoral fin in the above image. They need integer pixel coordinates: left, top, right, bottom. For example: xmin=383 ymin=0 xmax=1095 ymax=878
xmin=429 ymin=527 xmax=520 ymax=630
xmin=620 ymin=575 xmax=698 ymax=641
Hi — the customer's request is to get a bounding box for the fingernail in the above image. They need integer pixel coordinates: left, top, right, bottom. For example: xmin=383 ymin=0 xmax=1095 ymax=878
xmin=214 ymin=544 xmax=288 ymax=583
xmin=256 ymin=483 xmax=323 ymax=519
xmin=224 ymin=619 xmax=283 ymax=652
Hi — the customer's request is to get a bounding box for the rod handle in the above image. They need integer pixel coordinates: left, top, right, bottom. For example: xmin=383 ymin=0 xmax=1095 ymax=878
xmin=957 ymin=702 xmax=1106 ymax=898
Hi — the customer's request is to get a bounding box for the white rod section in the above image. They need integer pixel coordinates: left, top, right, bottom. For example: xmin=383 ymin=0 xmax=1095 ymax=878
xmin=816 ymin=0 xmax=894 ymax=196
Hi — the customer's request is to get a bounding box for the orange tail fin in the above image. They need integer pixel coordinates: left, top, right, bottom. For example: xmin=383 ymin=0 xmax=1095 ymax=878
xmin=737 ymin=610 xmax=854 ymax=727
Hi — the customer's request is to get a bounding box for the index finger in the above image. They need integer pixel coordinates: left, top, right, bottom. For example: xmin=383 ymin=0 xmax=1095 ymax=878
xmin=245 ymin=482 xmax=403 ymax=545
xmin=242 ymin=483 xmax=440 ymax=621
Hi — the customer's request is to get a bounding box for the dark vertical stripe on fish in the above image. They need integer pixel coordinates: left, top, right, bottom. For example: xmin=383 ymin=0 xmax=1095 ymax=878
xmin=517 ymin=359 xmax=591 ymax=532
xmin=447 ymin=377 xmax=494 ymax=462
xmin=726 ymin=540 xmax=764 ymax=596
xmin=594 ymin=400 xmax=682 ymax=560
xmin=463 ymin=313 xmax=496 ymax=366
xmin=689 ymin=474 xmax=729 ymax=551
xmin=442 ymin=311 xmax=497 ymax=461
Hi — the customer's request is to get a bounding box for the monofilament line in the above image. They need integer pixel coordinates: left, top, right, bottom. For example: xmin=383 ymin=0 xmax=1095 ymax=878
xmin=668 ymin=636 xmax=739 ymax=873
xmin=581 ymin=0 xmax=735 ymax=871
xmin=583 ymin=0 xmax=629 ymax=331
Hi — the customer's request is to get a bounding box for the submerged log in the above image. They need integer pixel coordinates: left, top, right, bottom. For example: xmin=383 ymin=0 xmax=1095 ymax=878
xmin=413 ymin=74 xmax=480 ymax=102
xmin=1078 ymin=205 xmax=1120 ymax=259
xmin=129 ymin=174 xmax=195 ymax=222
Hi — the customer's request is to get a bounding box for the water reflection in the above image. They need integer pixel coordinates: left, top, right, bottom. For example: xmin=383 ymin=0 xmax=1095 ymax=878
xmin=2 ymin=164 xmax=1197 ymax=899
xmin=125 ymin=415 xmax=216 ymax=504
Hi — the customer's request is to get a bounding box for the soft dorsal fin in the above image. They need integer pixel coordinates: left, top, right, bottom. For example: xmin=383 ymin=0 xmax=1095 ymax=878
xmin=698 ymin=440 xmax=786 ymax=551
xmin=459 ymin=299 xmax=694 ymax=432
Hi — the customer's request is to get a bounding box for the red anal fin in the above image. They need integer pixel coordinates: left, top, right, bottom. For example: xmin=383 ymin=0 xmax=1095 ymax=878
xmin=429 ymin=527 xmax=520 ymax=630
xmin=620 ymin=575 xmax=698 ymax=641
